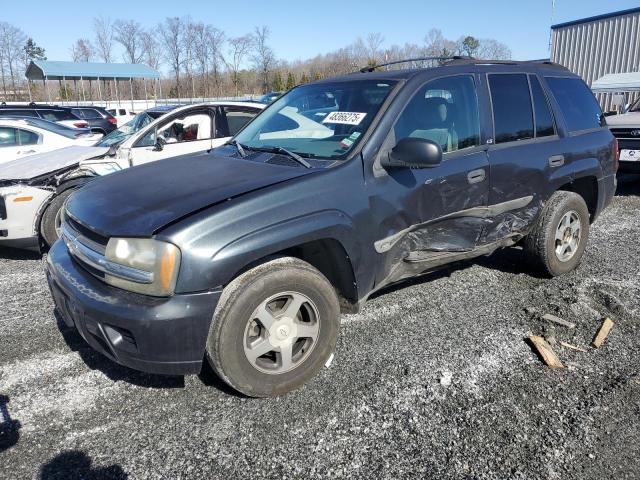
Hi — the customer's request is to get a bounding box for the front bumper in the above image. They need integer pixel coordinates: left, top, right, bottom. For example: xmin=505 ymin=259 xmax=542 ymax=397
xmin=46 ymin=240 xmax=221 ymax=375
xmin=0 ymin=185 xmax=52 ymax=250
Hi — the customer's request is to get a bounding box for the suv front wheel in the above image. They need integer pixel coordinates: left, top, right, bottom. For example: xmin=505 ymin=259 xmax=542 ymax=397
xmin=524 ymin=191 xmax=590 ymax=276
xmin=206 ymin=257 xmax=341 ymax=397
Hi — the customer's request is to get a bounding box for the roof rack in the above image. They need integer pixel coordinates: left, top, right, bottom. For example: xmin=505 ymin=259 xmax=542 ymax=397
xmin=359 ymin=56 xmax=473 ymax=73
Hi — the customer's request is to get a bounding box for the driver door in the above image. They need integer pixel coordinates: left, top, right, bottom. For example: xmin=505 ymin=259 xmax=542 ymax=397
xmin=366 ymin=74 xmax=490 ymax=285
xmin=130 ymin=109 xmax=215 ymax=165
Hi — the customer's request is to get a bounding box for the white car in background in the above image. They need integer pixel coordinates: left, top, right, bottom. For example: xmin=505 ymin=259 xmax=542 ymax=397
xmin=0 ymin=117 xmax=102 ymax=164
xmin=106 ymin=107 xmax=136 ymax=126
xmin=0 ymin=101 xmax=264 ymax=251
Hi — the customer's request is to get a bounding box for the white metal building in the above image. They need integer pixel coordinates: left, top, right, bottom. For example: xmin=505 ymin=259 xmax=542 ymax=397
xmin=551 ymin=7 xmax=640 ymax=111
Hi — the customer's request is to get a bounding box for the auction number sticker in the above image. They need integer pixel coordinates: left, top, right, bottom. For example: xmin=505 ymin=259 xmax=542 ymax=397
xmin=322 ymin=111 xmax=367 ymax=125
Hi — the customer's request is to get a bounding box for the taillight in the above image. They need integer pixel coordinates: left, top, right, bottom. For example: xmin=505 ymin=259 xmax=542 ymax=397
xmin=73 ymin=122 xmax=88 ymax=128
xmin=108 ymin=117 xmax=117 ymax=125
xmin=613 ymin=138 xmax=619 ymax=172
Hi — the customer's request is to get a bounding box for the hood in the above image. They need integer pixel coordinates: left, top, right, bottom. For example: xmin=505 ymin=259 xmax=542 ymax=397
xmin=66 ymin=153 xmax=314 ymax=237
xmin=606 ymin=111 xmax=640 ymax=127
xmin=0 ymin=145 xmax=110 ymax=181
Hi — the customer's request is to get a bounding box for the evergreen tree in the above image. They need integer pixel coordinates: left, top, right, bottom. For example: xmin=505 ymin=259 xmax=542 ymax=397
xmin=24 ymin=38 xmax=46 ymax=64
xmin=285 ymin=72 xmax=296 ymax=90
xmin=272 ymin=71 xmax=284 ymax=92
xmin=313 ymin=72 xmax=323 ymax=81
xmin=300 ymin=73 xmax=310 ymax=84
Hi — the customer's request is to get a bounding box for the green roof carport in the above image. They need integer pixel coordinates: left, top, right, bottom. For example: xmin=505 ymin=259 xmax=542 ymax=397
xmin=25 ymin=60 xmax=162 ymax=106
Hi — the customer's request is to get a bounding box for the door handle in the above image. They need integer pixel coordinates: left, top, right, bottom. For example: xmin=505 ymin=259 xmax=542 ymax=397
xmin=18 ymin=150 xmax=36 ymax=155
xmin=549 ymin=155 xmax=565 ymax=167
xmin=467 ymin=169 xmax=486 ymax=184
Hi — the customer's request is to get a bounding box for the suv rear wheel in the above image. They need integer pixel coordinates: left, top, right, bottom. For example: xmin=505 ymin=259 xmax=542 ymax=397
xmin=524 ymin=191 xmax=590 ymax=276
xmin=205 ymin=257 xmax=340 ymax=397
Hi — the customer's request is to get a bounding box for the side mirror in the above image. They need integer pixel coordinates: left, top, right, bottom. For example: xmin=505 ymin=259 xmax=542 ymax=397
xmin=381 ymin=137 xmax=442 ymax=169
xmin=153 ymin=134 xmax=166 ymax=151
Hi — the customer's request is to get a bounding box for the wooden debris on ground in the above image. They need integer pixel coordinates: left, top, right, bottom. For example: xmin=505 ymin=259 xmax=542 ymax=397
xmin=528 ymin=335 xmax=565 ymax=369
xmin=541 ymin=313 xmax=576 ymax=329
xmin=560 ymin=341 xmax=588 ymax=353
xmin=592 ymin=318 xmax=615 ymax=348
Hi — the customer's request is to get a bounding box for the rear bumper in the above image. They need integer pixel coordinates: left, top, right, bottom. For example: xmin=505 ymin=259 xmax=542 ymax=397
xmin=618 ymin=161 xmax=640 ymax=174
xmin=46 ymin=240 xmax=221 ymax=375
xmin=595 ymin=173 xmax=616 ymax=220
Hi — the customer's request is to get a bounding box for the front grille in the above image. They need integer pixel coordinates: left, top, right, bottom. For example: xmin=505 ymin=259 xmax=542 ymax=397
xmin=0 ymin=195 xmax=6 ymax=220
xmin=610 ymin=127 xmax=640 ymax=141
xmin=65 ymin=213 xmax=108 ymax=249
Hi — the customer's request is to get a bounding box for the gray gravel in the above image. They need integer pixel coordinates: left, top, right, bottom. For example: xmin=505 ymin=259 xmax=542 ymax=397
xmin=1 ymin=176 xmax=639 ymax=479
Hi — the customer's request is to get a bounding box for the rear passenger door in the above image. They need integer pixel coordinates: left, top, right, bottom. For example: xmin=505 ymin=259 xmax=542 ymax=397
xmin=483 ymin=72 xmax=563 ymax=243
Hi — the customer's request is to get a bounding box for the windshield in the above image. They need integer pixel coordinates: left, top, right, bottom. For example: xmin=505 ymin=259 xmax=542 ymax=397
xmin=95 ymin=111 xmax=156 ymax=147
xmin=234 ymin=80 xmax=397 ymax=159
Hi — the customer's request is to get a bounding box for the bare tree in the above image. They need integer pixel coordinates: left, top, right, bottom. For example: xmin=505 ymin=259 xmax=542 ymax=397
xmin=182 ymin=18 xmax=198 ymax=99
xmin=226 ymin=35 xmax=252 ymax=97
xmin=71 ymin=38 xmax=94 ymax=62
xmin=160 ymin=17 xmax=184 ymax=97
xmin=140 ymin=29 xmax=162 ymax=71
xmin=93 ymin=16 xmax=114 ymax=63
xmin=477 ymin=38 xmax=512 ymax=60
xmin=206 ymin=27 xmax=225 ymax=96
xmin=251 ymin=26 xmax=275 ymax=93
xmin=365 ymin=32 xmax=385 ymax=64
xmin=114 ymin=19 xmax=143 ymax=63
xmin=0 ymin=22 xmax=27 ymax=99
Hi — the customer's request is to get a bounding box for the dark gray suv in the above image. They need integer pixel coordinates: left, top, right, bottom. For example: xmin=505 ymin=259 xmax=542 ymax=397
xmin=46 ymin=59 xmax=617 ymax=397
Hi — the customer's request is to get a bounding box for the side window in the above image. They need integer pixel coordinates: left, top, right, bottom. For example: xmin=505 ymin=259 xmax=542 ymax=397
xmin=529 ymin=75 xmax=555 ymax=137
xmin=222 ymin=107 xmax=260 ymax=137
xmin=489 ymin=74 xmax=534 ymax=144
xmin=2 ymin=109 xmax=38 ymax=118
xmin=546 ymin=77 xmax=605 ymax=132
xmin=119 ymin=109 xmax=127 ymax=116
xmin=394 ymin=75 xmax=480 ymax=154
xmin=138 ymin=112 xmax=213 ymax=147
xmin=17 ymin=129 xmax=39 ymax=145
xmin=72 ymin=109 xmax=86 ymax=119
xmin=0 ymin=128 xmax=17 ymax=147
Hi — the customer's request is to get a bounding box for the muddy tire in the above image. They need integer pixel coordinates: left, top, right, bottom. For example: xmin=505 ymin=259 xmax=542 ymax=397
xmin=205 ymin=257 xmax=340 ymax=397
xmin=40 ymin=189 xmax=75 ymax=248
xmin=524 ymin=191 xmax=590 ymax=277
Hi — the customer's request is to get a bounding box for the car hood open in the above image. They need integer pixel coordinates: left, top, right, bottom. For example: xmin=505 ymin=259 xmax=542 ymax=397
xmin=0 ymin=145 xmax=110 ymax=181
xmin=66 ymin=153 xmax=315 ymax=237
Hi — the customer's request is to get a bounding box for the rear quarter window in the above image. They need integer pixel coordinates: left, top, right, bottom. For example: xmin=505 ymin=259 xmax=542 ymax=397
xmin=545 ymin=77 xmax=605 ymax=132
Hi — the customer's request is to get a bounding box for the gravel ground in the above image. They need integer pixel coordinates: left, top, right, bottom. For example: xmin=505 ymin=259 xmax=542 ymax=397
xmin=1 ymin=176 xmax=639 ymax=480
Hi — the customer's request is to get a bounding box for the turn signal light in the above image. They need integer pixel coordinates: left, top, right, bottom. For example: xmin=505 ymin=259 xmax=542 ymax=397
xmin=107 ymin=117 xmax=117 ymax=125
xmin=13 ymin=196 xmax=33 ymax=202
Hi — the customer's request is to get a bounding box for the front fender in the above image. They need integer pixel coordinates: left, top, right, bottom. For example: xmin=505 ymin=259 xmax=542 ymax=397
xmin=174 ymin=209 xmax=362 ymax=294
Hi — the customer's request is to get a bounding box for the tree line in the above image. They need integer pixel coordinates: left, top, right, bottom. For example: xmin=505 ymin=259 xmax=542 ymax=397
xmin=0 ymin=16 xmax=512 ymax=102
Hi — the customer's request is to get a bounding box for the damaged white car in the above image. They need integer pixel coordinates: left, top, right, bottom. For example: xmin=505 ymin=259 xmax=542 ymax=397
xmin=0 ymin=101 xmax=264 ymax=250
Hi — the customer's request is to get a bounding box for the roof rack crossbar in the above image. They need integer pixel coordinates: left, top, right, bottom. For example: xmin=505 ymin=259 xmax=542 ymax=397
xmin=359 ymin=56 xmax=473 ymax=73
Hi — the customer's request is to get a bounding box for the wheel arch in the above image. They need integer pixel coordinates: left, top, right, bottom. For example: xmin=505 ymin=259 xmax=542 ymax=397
xmin=558 ymin=175 xmax=598 ymax=222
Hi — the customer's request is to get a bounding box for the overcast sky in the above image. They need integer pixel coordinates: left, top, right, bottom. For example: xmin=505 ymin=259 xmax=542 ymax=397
xmin=5 ymin=0 xmax=639 ymax=66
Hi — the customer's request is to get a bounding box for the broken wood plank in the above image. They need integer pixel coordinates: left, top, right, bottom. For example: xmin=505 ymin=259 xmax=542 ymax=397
xmin=560 ymin=342 xmax=588 ymax=353
xmin=528 ymin=336 xmax=565 ymax=369
xmin=592 ymin=318 xmax=615 ymax=348
xmin=542 ymin=313 xmax=576 ymax=329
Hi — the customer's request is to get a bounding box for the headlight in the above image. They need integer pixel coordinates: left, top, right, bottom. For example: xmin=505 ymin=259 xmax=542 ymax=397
xmin=104 ymin=238 xmax=181 ymax=296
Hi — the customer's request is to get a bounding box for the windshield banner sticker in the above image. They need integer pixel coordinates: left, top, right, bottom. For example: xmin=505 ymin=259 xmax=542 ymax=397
xmin=322 ymin=111 xmax=367 ymax=125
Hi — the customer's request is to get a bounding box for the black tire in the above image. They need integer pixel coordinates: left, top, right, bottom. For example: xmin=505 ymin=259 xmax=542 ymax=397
xmin=40 ymin=189 xmax=75 ymax=248
xmin=206 ymin=257 xmax=340 ymax=397
xmin=524 ymin=191 xmax=590 ymax=277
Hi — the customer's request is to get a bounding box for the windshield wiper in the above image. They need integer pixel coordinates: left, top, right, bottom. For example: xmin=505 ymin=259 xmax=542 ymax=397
xmin=226 ymin=139 xmax=247 ymax=158
xmin=253 ymin=146 xmax=312 ymax=168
